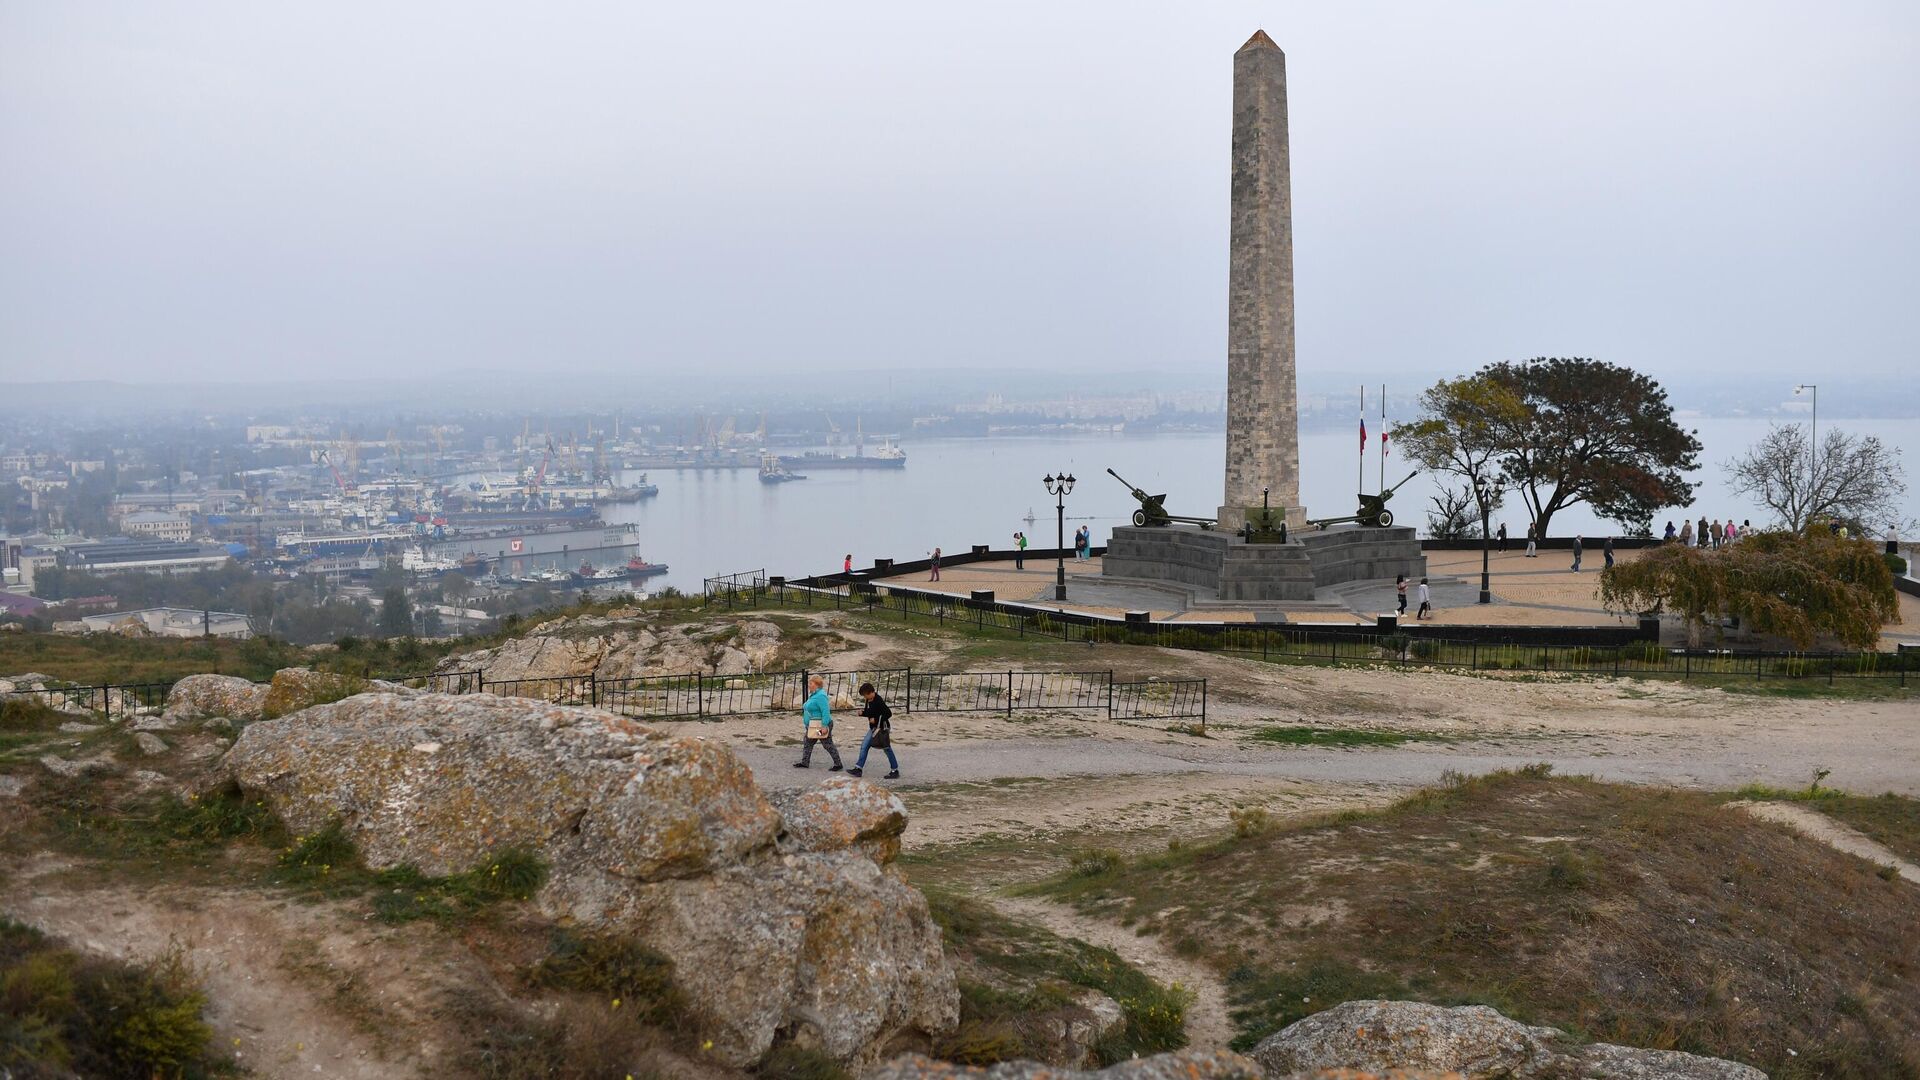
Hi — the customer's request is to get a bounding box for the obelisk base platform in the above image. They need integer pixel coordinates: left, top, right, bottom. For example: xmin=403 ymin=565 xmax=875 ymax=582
xmin=1102 ymin=524 xmax=1426 ymax=606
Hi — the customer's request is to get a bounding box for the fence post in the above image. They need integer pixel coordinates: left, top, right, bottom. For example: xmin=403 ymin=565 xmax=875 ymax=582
xmin=1471 ymin=641 xmax=1477 ymax=670
xmin=1106 ymin=670 xmax=1114 ymax=721
xmin=1007 ymin=670 xmax=1014 ymax=716
xmin=1684 ymin=650 xmax=1691 ymax=680
xmin=904 ymin=667 xmax=912 ymax=713
xmin=1200 ymin=679 xmax=1208 ymax=733
xmin=590 ymin=675 xmax=598 ymax=708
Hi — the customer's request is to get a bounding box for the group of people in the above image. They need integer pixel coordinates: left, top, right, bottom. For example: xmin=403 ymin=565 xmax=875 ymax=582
xmin=1664 ymin=517 xmax=1750 ymax=548
xmin=1004 ymin=527 xmax=1092 ymax=571
xmin=1395 ymin=574 xmax=1433 ymax=619
xmin=794 ymin=674 xmax=900 ymax=780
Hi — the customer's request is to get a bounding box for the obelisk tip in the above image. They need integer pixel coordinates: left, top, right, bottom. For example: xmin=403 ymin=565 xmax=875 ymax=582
xmin=1239 ymin=29 xmax=1279 ymax=52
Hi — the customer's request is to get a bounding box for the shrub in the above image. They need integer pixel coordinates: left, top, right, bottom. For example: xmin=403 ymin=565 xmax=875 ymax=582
xmin=532 ymin=931 xmax=685 ymax=1024
xmin=1408 ymin=638 xmax=1442 ymax=661
xmin=1622 ymin=640 xmax=1667 ymax=664
xmin=756 ymin=1045 xmax=850 ymax=1080
xmin=1885 ymin=552 xmax=1908 ymax=577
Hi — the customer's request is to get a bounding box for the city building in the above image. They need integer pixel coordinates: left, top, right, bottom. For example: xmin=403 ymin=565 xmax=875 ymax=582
xmin=63 ymin=538 xmax=238 ymax=576
xmin=121 ymin=511 xmax=194 ymax=542
xmin=78 ymin=607 xmax=253 ymax=639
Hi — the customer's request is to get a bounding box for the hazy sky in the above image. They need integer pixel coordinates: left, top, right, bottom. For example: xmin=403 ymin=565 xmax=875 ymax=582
xmin=3 ymin=2 xmax=1915 ymax=385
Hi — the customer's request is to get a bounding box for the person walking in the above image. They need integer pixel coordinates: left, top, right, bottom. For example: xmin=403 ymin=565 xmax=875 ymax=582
xmin=1525 ymin=521 xmax=1538 ymax=558
xmin=929 ymin=547 xmax=941 ymax=581
xmin=793 ymin=675 xmax=842 ymax=771
xmin=845 ymin=681 xmax=899 ymax=780
xmin=1664 ymin=520 xmax=1677 ymax=542
xmin=1395 ymin=573 xmax=1408 ymax=615
xmin=1571 ymin=534 xmax=1584 ymax=573
xmin=1679 ymin=519 xmax=1693 ymax=546
xmin=1013 ymin=531 xmax=1027 ymax=569
xmin=1497 ymin=522 xmax=1508 ymax=552
xmin=1416 ymin=577 xmax=1433 ymax=620
xmin=1603 ymin=536 xmax=1615 ymax=569
xmin=1709 ymin=519 xmax=1723 ymax=548
xmin=1697 ymin=515 xmax=1710 ymax=547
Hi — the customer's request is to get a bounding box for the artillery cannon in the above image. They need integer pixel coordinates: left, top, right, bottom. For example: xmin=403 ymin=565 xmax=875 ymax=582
xmin=1106 ymin=468 xmax=1216 ymax=529
xmin=1308 ymin=471 xmax=1419 ymax=529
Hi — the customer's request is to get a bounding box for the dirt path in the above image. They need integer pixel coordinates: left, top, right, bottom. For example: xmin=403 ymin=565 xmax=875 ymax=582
xmin=991 ymin=895 xmax=1236 ymax=1052
xmin=1734 ymin=801 xmax=1920 ymax=884
xmin=2 ymin=858 xmax=464 ymax=1079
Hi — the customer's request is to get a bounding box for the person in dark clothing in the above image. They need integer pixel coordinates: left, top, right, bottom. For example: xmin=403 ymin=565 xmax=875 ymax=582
xmin=929 ymin=547 xmax=942 ymax=581
xmin=1496 ymin=523 xmax=1508 ymax=552
xmin=1395 ymin=573 xmax=1408 ymax=615
xmin=1571 ymin=534 xmax=1584 ymax=572
xmin=846 ymin=682 xmax=899 ymax=780
xmin=1013 ymin=531 xmax=1026 ymax=569
xmin=1603 ymin=536 xmax=1615 ymax=569
xmin=1698 ymin=516 xmax=1710 ymax=547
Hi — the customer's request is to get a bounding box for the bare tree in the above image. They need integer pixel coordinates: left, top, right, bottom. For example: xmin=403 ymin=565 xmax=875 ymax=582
xmin=1425 ymin=485 xmax=1482 ymax=541
xmin=1723 ymin=425 xmax=1909 ymax=534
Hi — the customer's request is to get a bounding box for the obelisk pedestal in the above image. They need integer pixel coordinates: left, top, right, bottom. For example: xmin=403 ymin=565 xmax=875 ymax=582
xmin=1217 ymin=30 xmax=1304 ymax=532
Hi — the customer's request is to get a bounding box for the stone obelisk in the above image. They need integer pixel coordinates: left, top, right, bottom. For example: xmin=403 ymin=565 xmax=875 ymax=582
xmin=1218 ymin=30 xmax=1303 ymax=532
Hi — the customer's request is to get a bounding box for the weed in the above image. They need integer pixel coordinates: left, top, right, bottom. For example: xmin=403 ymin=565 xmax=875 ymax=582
xmin=1068 ymin=849 xmax=1125 ymax=878
xmin=1230 ymin=805 xmax=1273 ymax=839
xmin=756 ymin=1044 xmax=851 ymax=1079
xmin=1248 ymin=725 xmax=1432 ymax=748
xmin=531 ymin=930 xmax=685 ymax=1024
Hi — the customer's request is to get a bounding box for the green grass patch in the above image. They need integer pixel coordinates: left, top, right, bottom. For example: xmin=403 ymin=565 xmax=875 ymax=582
xmin=528 ymin=930 xmax=686 ymax=1024
xmin=1733 ymin=784 xmax=1920 ymax=868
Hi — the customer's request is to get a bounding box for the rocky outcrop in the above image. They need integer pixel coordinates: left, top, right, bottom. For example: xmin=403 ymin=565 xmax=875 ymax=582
xmin=432 ymin=614 xmax=792 ymax=684
xmin=164 ymin=674 xmax=269 ymax=723
xmin=1251 ymin=1001 xmax=1767 ymax=1080
xmin=770 ymin=775 xmax=909 ymax=865
xmin=871 ymin=1049 xmax=1265 ymax=1079
xmin=222 ymin=692 xmax=956 ymax=1068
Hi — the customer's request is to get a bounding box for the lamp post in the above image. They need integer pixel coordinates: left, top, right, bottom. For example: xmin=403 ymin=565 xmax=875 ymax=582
xmin=1043 ymin=472 xmax=1076 ymax=602
xmin=1473 ymin=474 xmax=1501 ymax=605
xmin=1794 ymin=384 xmax=1818 ymax=510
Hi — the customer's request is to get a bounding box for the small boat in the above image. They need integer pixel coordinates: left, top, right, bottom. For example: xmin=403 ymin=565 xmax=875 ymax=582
xmin=759 ymin=453 xmax=805 ymax=484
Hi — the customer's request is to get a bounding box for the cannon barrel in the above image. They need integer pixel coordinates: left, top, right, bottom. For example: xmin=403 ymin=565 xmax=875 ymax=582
xmin=1383 ymin=471 xmax=1420 ymax=497
xmin=1105 ymin=467 xmax=1140 ymax=491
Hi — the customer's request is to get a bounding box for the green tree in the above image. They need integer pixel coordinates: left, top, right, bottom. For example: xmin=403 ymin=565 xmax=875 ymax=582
xmin=378 ymin=587 xmax=413 ymax=639
xmin=1397 ymin=375 xmax=1527 ymax=539
xmin=1481 ymin=358 xmax=1700 ymax=536
xmin=1599 ymin=529 xmax=1897 ymax=649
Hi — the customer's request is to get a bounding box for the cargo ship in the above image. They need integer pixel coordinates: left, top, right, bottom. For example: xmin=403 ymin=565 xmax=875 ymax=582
xmin=570 ymin=556 xmax=669 ymax=584
xmin=422 ymin=521 xmax=640 ymax=562
xmin=777 ymin=438 xmax=906 ymax=471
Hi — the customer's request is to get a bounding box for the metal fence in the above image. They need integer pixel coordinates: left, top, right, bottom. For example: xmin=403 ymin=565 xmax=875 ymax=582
xmin=6 ymin=681 xmax=173 ymax=721
xmin=704 ymin=569 xmax=767 ymax=607
xmin=732 ymin=579 xmax=1918 ymax=687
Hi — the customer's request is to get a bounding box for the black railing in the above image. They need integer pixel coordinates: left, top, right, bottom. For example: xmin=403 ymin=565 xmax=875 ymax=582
xmin=731 ymin=578 xmax=1917 ymax=687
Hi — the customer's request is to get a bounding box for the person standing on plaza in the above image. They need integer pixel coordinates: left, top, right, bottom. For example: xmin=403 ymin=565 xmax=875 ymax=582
xmin=1710 ymin=519 xmax=1723 ymax=548
xmin=1013 ymin=531 xmax=1027 ymax=569
xmin=1724 ymin=519 xmax=1738 ymax=544
xmin=1395 ymin=573 xmax=1408 ymax=615
xmin=929 ymin=547 xmax=941 ymax=581
xmin=1497 ymin=522 xmax=1508 ymax=552
xmin=1698 ymin=515 xmax=1710 ymax=547
xmin=1680 ymin=518 xmax=1693 ymax=546
xmin=1525 ymin=521 xmax=1538 ymax=558
xmin=1664 ymin=520 xmax=1677 ymax=542
xmin=1416 ymin=577 xmax=1433 ymax=620
xmin=1603 ymin=536 xmax=1615 ymax=569
xmin=845 ymin=681 xmax=899 ymax=780
xmin=844 ymin=553 xmax=853 ymax=577
xmin=793 ymin=675 xmax=842 ymax=771
xmin=1571 ymin=534 xmax=1584 ymax=573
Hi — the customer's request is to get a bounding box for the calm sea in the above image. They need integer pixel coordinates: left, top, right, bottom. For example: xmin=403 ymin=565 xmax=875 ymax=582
xmin=604 ymin=418 xmax=1920 ymax=593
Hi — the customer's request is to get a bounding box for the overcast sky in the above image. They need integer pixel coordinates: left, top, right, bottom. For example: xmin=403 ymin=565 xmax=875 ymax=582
xmin=3 ymin=1 xmax=1915 ymax=386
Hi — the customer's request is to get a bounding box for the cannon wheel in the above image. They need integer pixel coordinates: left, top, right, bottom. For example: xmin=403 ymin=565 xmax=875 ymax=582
xmin=1132 ymin=509 xmax=1149 ymax=527
xmin=1377 ymin=509 xmax=1394 ymax=527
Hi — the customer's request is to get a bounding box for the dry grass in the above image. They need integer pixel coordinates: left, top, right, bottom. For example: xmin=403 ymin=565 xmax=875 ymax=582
xmin=1030 ymin=767 xmax=1920 ymax=1079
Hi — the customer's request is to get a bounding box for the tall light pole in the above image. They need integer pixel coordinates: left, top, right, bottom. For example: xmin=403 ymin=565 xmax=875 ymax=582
xmin=1043 ymin=472 xmax=1076 ymax=602
xmin=1474 ymin=474 xmax=1501 ymax=605
xmin=1794 ymin=384 xmax=1817 ymax=511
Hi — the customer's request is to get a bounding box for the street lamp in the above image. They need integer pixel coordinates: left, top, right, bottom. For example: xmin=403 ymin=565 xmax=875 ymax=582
xmin=1794 ymin=384 xmax=1818 ymax=502
xmin=1473 ymin=474 xmax=1502 ymax=605
xmin=1042 ymin=472 xmax=1076 ymax=602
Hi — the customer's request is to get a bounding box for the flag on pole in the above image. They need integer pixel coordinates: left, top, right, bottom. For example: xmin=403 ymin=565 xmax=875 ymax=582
xmin=1382 ymin=422 xmax=1389 ymax=458
xmin=1359 ymin=386 xmax=1367 ymax=453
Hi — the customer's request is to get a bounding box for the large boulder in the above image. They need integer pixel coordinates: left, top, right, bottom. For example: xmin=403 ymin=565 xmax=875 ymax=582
xmin=1251 ymin=1001 xmax=1767 ymax=1080
xmin=222 ymin=692 xmax=957 ymax=1068
xmin=870 ymin=1049 xmax=1265 ymax=1079
xmin=769 ymin=775 xmax=909 ymax=864
xmin=432 ymin=614 xmax=792 ymax=684
xmin=164 ymin=674 xmax=268 ymax=723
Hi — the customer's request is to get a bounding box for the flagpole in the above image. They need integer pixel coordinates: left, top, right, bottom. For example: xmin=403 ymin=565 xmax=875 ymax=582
xmin=1379 ymin=383 xmax=1387 ymax=495
xmin=1358 ymin=385 xmax=1365 ymax=498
